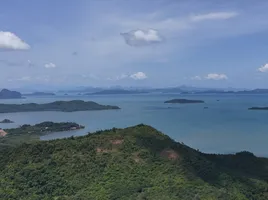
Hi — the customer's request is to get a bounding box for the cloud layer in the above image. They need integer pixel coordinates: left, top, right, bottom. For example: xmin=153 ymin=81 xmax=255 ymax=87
xmin=121 ymin=29 xmax=163 ymax=46
xmin=190 ymin=12 xmax=238 ymax=22
xmin=0 ymin=31 xmax=30 ymax=50
xmin=130 ymin=72 xmax=147 ymax=80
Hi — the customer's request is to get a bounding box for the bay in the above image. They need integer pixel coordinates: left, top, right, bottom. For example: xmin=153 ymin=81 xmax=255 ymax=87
xmin=0 ymin=94 xmax=268 ymax=156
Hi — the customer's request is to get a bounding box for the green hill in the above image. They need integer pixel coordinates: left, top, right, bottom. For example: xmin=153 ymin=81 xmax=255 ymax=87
xmin=0 ymin=124 xmax=267 ymax=200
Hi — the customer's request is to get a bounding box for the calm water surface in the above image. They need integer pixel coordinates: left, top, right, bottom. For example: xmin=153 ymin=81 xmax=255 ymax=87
xmin=0 ymin=94 xmax=268 ymax=156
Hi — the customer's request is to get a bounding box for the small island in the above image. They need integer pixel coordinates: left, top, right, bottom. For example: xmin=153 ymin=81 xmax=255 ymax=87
xmin=86 ymin=89 xmax=148 ymax=95
xmin=164 ymin=99 xmax=205 ymax=104
xmin=248 ymin=107 xmax=268 ymax=110
xmin=0 ymin=100 xmax=120 ymax=113
xmin=0 ymin=89 xmax=22 ymax=99
xmin=0 ymin=119 xmax=14 ymax=123
xmin=23 ymin=92 xmax=56 ymax=96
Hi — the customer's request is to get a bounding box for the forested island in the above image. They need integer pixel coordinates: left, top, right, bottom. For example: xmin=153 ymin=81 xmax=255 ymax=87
xmin=165 ymin=99 xmax=205 ymax=104
xmin=0 ymin=119 xmax=14 ymax=123
xmin=23 ymin=92 xmax=56 ymax=96
xmin=0 ymin=100 xmax=120 ymax=113
xmin=0 ymin=121 xmax=84 ymax=147
xmin=249 ymin=107 xmax=268 ymax=110
xmin=0 ymin=89 xmax=22 ymax=99
xmin=0 ymin=124 xmax=267 ymax=199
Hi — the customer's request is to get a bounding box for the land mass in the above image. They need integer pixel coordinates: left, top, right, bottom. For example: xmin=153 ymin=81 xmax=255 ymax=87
xmin=0 ymin=119 xmax=14 ymax=123
xmin=0 ymin=100 xmax=120 ymax=113
xmin=23 ymin=92 xmax=56 ymax=96
xmin=0 ymin=124 xmax=267 ymax=199
xmin=248 ymin=107 xmax=268 ymax=110
xmin=165 ymin=99 xmax=205 ymax=104
xmin=86 ymin=89 xmax=149 ymax=95
xmin=0 ymin=89 xmax=22 ymax=99
xmin=0 ymin=121 xmax=84 ymax=147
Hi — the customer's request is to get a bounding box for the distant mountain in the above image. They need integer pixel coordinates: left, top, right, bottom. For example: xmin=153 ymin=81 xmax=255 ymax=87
xmin=86 ymin=89 xmax=149 ymax=95
xmin=0 ymin=89 xmax=22 ymax=99
xmin=236 ymin=89 xmax=268 ymax=94
xmin=23 ymin=92 xmax=56 ymax=96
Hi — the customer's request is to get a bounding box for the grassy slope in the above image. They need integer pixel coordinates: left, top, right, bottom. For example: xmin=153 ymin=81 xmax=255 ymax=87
xmin=0 ymin=124 xmax=267 ymax=200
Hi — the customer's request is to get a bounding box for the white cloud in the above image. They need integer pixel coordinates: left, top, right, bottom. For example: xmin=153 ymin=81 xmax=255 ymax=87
xmin=258 ymin=63 xmax=268 ymax=72
xmin=121 ymin=29 xmax=164 ymax=46
xmin=190 ymin=12 xmax=238 ymax=22
xmin=44 ymin=62 xmax=56 ymax=68
xmin=0 ymin=31 xmax=30 ymax=50
xmin=191 ymin=75 xmax=202 ymax=80
xmin=130 ymin=72 xmax=147 ymax=80
xmin=205 ymin=73 xmax=228 ymax=80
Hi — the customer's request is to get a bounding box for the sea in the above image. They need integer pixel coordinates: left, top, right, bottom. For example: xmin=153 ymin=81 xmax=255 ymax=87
xmin=0 ymin=93 xmax=268 ymax=157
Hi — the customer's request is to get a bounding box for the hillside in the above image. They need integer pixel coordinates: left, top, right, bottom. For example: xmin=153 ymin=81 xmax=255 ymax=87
xmin=0 ymin=124 xmax=267 ymax=200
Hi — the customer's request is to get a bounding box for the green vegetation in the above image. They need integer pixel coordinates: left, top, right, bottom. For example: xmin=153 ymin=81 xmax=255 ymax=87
xmin=0 ymin=124 xmax=267 ymax=200
xmin=0 ymin=119 xmax=14 ymax=123
xmin=0 ymin=122 xmax=84 ymax=147
xmin=165 ymin=99 xmax=205 ymax=104
xmin=0 ymin=100 xmax=120 ymax=113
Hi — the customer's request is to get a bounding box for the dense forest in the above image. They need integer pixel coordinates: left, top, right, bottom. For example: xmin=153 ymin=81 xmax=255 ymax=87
xmin=0 ymin=124 xmax=267 ymax=199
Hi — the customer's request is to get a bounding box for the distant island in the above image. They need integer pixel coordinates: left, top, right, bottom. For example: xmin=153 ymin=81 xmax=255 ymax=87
xmin=23 ymin=92 xmax=56 ymax=96
xmin=248 ymin=107 xmax=268 ymax=110
xmin=0 ymin=121 xmax=84 ymax=146
xmin=0 ymin=89 xmax=22 ymax=99
xmin=0 ymin=119 xmax=14 ymax=123
xmin=165 ymin=99 xmax=205 ymax=104
xmin=86 ymin=89 xmax=149 ymax=95
xmin=0 ymin=100 xmax=120 ymax=113
xmin=0 ymin=124 xmax=267 ymax=199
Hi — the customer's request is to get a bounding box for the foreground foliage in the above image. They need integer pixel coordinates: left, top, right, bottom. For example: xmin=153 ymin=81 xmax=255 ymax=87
xmin=0 ymin=124 xmax=267 ymax=200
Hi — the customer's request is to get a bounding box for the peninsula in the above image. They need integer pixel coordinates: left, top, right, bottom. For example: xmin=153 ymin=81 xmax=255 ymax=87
xmin=0 ymin=100 xmax=120 ymax=113
xmin=0 ymin=124 xmax=267 ymax=199
xmin=0 ymin=121 xmax=84 ymax=146
xmin=164 ymin=99 xmax=205 ymax=104
xmin=0 ymin=89 xmax=22 ymax=99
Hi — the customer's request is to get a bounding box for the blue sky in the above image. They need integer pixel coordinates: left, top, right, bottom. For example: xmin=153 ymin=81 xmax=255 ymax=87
xmin=1 ymin=0 xmax=268 ymax=89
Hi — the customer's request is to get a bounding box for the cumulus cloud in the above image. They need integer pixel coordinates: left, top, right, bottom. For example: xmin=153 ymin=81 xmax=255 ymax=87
xmin=190 ymin=12 xmax=238 ymax=22
xmin=120 ymin=29 xmax=163 ymax=46
xmin=0 ymin=31 xmax=30 ymax=50
xmin=205 ymin=73 xmax=228 ymax=80
xmin=191 ymin=75 xmax=202 ymax=80
xmin=44 ymin=62 xmax=56 ymax=68
xmin=130 ymin=72 xmax=147 ymax=80
xmin=258 ymin=63 xmax=268 ymax=72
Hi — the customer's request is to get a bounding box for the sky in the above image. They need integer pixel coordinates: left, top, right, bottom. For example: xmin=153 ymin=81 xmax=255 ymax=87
xmin=1 ymin=0 xmax=268 ymax=89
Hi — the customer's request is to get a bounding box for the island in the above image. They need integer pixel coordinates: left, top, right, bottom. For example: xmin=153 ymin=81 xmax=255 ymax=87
xmin=164 ymin=99 xmax=205 ymax=104
xmin=0 ymin=124 xmax=267 ymax=199
xmin=0 ymin=100 xmax=120 ymax=113
xmin=86 ymin=89 xmax=149 ymax=95
xmin=0 ymin=119 xmax=14 ymax=123
xmin=23 ymin=92 xmax=56 ymax=96
xmin=0 ymin=121 xmax=84 ymax=146
xmin=248 ymin=107 xmax=268 ymax=110
xmin=0 ymin=89 xmax=22 ymax=99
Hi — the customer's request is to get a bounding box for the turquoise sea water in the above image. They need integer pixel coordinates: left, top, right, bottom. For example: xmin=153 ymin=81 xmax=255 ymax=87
xmin=0 ymin=94 xmax=268 ymax=156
